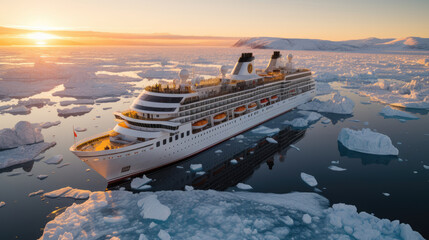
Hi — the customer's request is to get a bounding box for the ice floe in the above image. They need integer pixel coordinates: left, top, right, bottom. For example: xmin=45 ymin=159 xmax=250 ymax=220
xmin=300 ymin=173 xmax=318 ymax=187
xmin=0 ymin=141 xmax=56 ymax=169
xmin=57 ymin=106 xmax=92 ymax=117
xmin=59 ymin=99 xmax=94 ymax=106
xmin=131 ymin=175 xmax=153 ymax=190
xmin=33 ymin=121 xmax=61 ymax=129
xmin=321 ymin=119 xmax=331 ymax=124
xmin=158 ymin=230 xmax=171 ymax=240
xmin=190 ymin=164 xmax=203 ymax=172
xmin=338 ymin=128 xmax=399 ymax=155
xmin=266 ymin=137 xmax=278 ymax=144
xmin=302 ymin=214 xmax=312 ymax=224
xmin=40 ymin=190 xmax=424 ymax=239
xmin=379 ymin=106 xmax=419 ymax=119
xmin=328 ymin=166 xmax=347 ymax=171
xmin=251 ymin=126 xmax=280 ymax=135
xmin=298 ymin=93 xmax=355 ymax=114
xmin=3 ymin=105 xmax=30 ymax=115
xmin=236 ymin=183 xmax=253 ymax=190
xmin=28 ymin=190 xmax=44 ymax=197
xmin=37 ymin=175 xmax=48 ymax=180
xmin=74 ymin=127 xmax=87 ymax=132
xmin=95 ymin=97 xmax=121 ymax=103
xmin=382 ymin=193 xmax=391 ymax=197
xmin=44 ymin=187 xmax=91 ymax=200
xmin=44 ymin=155 xmax=63 ymax=165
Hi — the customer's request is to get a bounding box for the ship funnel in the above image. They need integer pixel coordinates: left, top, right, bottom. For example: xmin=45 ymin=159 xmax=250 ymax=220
xmin=265 ymin=51 xmax=282 ymax=72
xmin=231 ymin=53 xmax=255 ymax=76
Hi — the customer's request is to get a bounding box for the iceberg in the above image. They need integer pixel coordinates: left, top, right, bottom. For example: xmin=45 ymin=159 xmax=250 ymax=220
xmin=380 ymin=106 xmax=419 ymax=119
xmin=0 ymin=121 xmax=44 ymax=150
xmin=338 ymin=128 xmax=399 ymax=155
xmin=40 ymin=190 xmax=424 ymax=240
xmin=298 ymin=93 xmax=355 ymax=114
xmin=300 ymin=173 xmax=318 ymax=187
xmin=57 ymin=106 xmax=92 ymax=117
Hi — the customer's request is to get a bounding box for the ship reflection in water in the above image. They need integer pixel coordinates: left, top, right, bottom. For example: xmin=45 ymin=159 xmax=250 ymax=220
xmin=108 ymin=127 xmax=305 ymax=191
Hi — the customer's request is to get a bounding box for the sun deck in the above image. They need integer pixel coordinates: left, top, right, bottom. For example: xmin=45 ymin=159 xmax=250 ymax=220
xmin=75 ymin=132 xmax=134 ymax=152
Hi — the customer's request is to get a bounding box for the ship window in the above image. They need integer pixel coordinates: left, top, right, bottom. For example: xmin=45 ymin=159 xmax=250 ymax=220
xmin=132 ymin=104 xmax=176 ymax=112
xmin=169 ymin=137 xmax=172 ymax=142
xmin=121 ymin=166 xmax=130 ymax=173
xmin=140 ymin=94 xmax=183 ymax=103
xmin=181 ymin=133 xmax=184 ymax=138
xmin=187 ymin=131 xmax=190 ymax=136
xmin=175 ymin=135 xmax=179 ymax=140
xmin=163 ymin=139 xmax=167 ymax=145
xmin=156 ymin=141 xmax=160 ymax=147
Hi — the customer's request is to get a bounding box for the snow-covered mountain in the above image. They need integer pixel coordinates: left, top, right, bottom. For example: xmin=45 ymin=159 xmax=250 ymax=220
xmin=233 ymin=37 xmax=429 ymax=51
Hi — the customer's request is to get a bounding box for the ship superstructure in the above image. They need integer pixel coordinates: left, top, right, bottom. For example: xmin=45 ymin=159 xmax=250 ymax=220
xmin=70 ymin=51 xmax=316 ymax=183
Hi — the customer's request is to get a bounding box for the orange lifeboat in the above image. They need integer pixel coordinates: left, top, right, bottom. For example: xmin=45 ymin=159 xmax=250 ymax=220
xmin=234 ymin=106 xmax=246 ymax=114
xmin=260 ymin=98 xmax=269 ymax=105
xmin=270 ymin=95 xmax=278 ymax=101
xmin=213 ymin=113 xmax=226 ymax=122
xmin=192 ymin=119 xmax=208 ymax=129
xmin=248 ymin=102 xmax=257 ymax=110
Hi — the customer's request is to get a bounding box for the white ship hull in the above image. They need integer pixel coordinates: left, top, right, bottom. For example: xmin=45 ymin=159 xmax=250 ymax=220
xmin=72 ymin=89 xmax=315 ymax=183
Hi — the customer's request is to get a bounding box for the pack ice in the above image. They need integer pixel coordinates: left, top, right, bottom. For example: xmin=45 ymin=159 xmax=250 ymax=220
xmin=338 ymin=128 xmax=399 ymax=155
xmin=298 ymin=93 xmax=355 ymax=114
xmin=40 ymin=190 xmax=423 ymax=240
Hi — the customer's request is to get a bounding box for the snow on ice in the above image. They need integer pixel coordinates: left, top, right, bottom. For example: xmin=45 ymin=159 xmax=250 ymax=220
xmin=298 ymin=93 xmax=355 ymax=114
xmin=40 ymin=190 xmax=424 ymax=239
xmin=338 ymin=128 xmax=399 ymax=155
xmin=37 ymin=175 xmax=48 ymax=180
xmin=300 ymin=173 xmax=318 ymax=187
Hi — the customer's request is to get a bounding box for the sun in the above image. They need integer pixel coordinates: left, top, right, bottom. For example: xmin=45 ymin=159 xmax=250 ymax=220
xmin=25 ymin=32 xmax=59 ymax=45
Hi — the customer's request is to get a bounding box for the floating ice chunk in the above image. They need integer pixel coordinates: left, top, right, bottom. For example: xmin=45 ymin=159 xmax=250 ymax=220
xmin=28 ymin=190 xmax=44 ymax=197
xmin=214 ymin=149 xmax=223 ymax=154
xmin=37 ymin=175 xmax=48 ymax=180
xmin=328 ymin=166 xmax=347 ymax=171
xmin=95 ymin=97 xmax=120 ymax=103
xmin=131 ymin=175 xmax=152 ymax=190
xmin=149 ymin=222 xmax=157 ymax=228
xmin=0 ymin=121 xmax=44 ymax=150
xmin=44 ymin=187 xmax=72 ymax=198
xmin=290 ymin=144 xmax=300 ymax=151
xmin=338 ymin=128 xmax=399 ymax=155
xmin=137 ymin=195 xmax=171 ymax=221
xmin=266 ymin=137 xmax=278 ymax=144
xmin=139 ymin=234 xmax=148 ymax=240
xmin=185 ymin=185 xmax=194 ymax=191
xmin=74 ymin=127 xmax=87 ymax=132
xmin=3 ymin=105 xmax=30 ymax=115
xmin=176 ymin=166 xmax=183 ymax=169
xmin=298 ymin=93 xmax=355 ymax=114
xmin=33 ymin=121 xmax=61 ymax=129
xmin=235 ymin=135 xmax=245 ymax=139
xmin=190 ymin=164 xmax=203 ymax=172
xmin=283 ymin=118 xmax=308 ymax=128
xmin=301 ymin=173 xmax=318 ymax=187
xmin=302 ymin=214 xmax=312 ymax=224
xmin=413 ymin=171 xmax=418 ymax=174
xmin=380 ymin=106 xmax=418 ymax=119
xmin=44 ymin=187 xmax=91 ymax=199
xmin=321 ymin=119 xmax=331 ymax=124
xmin=103 ymin=107 xmax=112 ymax=110
xmin=158 ymin=230 xmax=171 ymax=240
xmin=382 ymin=193 xmax=390 ymax=197
xmin=60 ymin=99 xmax=94 ymax=106
xmin=196 ymin=171 xmax=205 ymax=176
xmin=45 ymin=155 xmax=63 ymax=165
xmin=230 ymin=159 xmax=238 ymax=165
xmin=236 ymin=183 xmax=253 ymax=190
xmin=0 ymin=201 xmax=5 ymax=208
xmin=423 ymin=165 xmax=429 ymax=170
xmin=298 ymin=111 xmax=322 ymax=122
xmin=0 ymin=141 xmax=55 ymax=169
xmin=251 ymin=126 xmax=280 ymax=135
xmin=331 ymin=160 xmax=339 ymax=164
xmin=57 ymin=106 xmax=92 ymax=117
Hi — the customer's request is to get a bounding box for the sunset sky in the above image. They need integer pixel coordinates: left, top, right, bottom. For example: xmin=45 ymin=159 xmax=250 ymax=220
xmin=1 ymin=0 xmax=428 ymax=45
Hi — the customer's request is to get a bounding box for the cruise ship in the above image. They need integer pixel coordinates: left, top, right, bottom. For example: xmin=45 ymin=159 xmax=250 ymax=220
xmin=70 ymin=51 xmax=316 ymax=183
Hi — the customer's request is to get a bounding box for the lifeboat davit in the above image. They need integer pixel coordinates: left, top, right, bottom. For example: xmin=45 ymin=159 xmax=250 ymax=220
xmin=213 ymin=113 xmax=226 ymax=122
xmin=260 ymin=99 xmax=269 ymax=105
xmin=234 ymin=106 xmax=246 ymax=114
xmin=248 ymin=102 xmax=257 ymax=110
xmin=270 ymin=95 xmax=278 ymax=101
xmin=192 ymin=119 xmax=208 ymax=129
